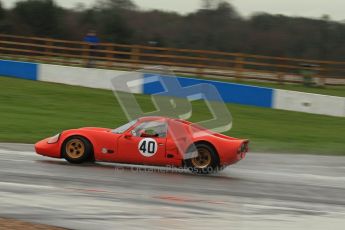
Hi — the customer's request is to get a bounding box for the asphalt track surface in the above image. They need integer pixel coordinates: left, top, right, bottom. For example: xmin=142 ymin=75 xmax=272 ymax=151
xmin=0 ymin=143 xmax=345 ymax=230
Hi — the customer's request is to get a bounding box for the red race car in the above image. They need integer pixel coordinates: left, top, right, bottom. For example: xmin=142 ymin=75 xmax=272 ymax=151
xmin=35 ymin=116 xmax=249 ymax=174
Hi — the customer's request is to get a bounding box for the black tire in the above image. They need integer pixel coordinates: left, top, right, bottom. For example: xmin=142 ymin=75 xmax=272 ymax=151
xmin=185 ymin=143 xmax=220 ymax=174
xmin=62 ymin=136 xmax=93 ymax=164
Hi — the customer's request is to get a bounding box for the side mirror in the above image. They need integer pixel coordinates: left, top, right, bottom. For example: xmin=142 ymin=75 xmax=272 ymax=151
xmin=124 ymin=134 xmax=132 ymax=139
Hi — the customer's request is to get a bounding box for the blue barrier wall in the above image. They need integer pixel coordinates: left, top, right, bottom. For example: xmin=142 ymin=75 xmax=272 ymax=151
xmin=143 ymin=74 xmax=274 ymax=108
xmin=0 ymin=60 xmax=38 ymax=80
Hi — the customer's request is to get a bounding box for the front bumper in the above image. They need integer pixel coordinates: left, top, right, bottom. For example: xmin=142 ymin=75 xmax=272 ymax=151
xmin=35 ymin=138 xmax=61 ymax=158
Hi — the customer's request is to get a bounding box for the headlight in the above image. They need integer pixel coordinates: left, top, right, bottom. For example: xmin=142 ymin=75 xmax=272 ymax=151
xmin=47 ymin=133 xmax=60 ymax=144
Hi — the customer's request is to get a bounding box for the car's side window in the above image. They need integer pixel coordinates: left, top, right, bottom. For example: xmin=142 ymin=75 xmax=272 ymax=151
xmin=132 ymin=121 xmax=167 ymax=138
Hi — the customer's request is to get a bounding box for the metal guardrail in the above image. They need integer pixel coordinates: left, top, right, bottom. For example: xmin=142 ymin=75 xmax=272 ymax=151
xmin=0 ymin=33 xmax=344 ymax=85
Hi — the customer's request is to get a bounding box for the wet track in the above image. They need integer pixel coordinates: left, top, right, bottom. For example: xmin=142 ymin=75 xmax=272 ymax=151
xmin=0 ymin=143 xmax=345 ymax=230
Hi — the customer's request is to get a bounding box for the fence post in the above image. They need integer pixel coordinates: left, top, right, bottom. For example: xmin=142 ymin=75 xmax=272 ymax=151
xmin=131 ymin=45 xmax=140 ymax=69
xmin=197 ymin=67 xmax=204 ymax=77
xmin=277 ymin=72 xmax=284 ymax=84
xmin=235 ymin=54 xmax=244 ymax=80
xmin=197 ymin=53 xmax=205 ymax=77
xmin=82 ymin=43 xmax=90 ymax=67
xmin=45 ymin=40 xmax=52 ymax=56
xmin=277 ymin=60 xmax=285 ymax=84
xmin=106 ymin=45 xmax=114 ymax=68
xmin=317 ymin=64 xmax=326 ymax=86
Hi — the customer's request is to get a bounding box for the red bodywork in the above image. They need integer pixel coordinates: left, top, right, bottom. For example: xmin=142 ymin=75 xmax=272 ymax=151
xmin=35 ymin=116 xmax=249 ymax=168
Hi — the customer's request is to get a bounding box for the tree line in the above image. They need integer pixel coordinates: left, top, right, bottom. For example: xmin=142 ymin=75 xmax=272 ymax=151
xmin=0 ymin=0 xmax=345 ymax=61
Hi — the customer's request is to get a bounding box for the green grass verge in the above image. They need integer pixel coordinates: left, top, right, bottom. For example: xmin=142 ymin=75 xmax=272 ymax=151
xmin=0 ymin=76 xmax=344 ymax=155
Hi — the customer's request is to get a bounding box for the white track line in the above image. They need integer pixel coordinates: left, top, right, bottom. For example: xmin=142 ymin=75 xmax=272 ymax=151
xmin=0 ymin=149 xmax=35 ymax=155
xmin=0 ymin=181 xmax=56 ymax=189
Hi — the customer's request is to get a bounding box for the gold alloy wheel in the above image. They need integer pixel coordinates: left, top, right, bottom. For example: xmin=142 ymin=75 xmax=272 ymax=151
xmin=191 ymin=147 xmax=212 ymax=169
xmin=65 ymin=139 xmax=85 ymax=159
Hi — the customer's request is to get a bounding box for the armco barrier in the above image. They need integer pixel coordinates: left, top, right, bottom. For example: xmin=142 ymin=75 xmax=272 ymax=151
xmin=0 ymin=59 xmax=344 ymax=117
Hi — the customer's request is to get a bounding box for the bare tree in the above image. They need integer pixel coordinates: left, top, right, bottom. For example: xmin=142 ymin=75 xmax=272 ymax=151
xmin=96 ymin=0 xmax=136 ymax=10
xmin=0 ymin=0 xmax=4 ymax=20
xmin=201 ymin=0 xmax=221 ymax=9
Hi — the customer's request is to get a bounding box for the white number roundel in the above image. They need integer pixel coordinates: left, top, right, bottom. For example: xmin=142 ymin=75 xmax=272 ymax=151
xmin=138 ymin=138 xmax=158 ymax=157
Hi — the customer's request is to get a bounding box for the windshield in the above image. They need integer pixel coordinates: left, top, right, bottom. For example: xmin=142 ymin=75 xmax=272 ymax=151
xmin=112 ymin=119 xmax=138 ymax=134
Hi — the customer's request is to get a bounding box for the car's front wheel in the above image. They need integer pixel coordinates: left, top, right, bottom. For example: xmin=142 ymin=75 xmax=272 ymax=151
xmin=62 ymin=136 xmax=93 ymax=164
xmin=186 ymin=143 xmax=220 ymax=174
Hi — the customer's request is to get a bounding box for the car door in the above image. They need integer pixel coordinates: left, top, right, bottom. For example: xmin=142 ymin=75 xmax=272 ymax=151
xmin=117 ymin=120 xmax=170 ymax=166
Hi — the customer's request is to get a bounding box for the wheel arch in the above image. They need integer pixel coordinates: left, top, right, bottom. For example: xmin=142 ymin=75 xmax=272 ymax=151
xmin=183 ymin=140 xmax=220 ymax=167
xmin=60 ymin=134 xmax=94 ymax=160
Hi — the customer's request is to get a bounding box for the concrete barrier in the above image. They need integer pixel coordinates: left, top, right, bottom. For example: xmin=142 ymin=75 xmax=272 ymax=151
xmin=0 ymin=60 xmax=37 ymax=80
xmin=0 ymin=59 xmax=344 ymax=117
xmin=38 ymin=64 xmax=143 ymax=93
xmin=142 ymin=74 xmax=274 ymax=108
xmin=273 ymin=89 xmax=345 ymax=117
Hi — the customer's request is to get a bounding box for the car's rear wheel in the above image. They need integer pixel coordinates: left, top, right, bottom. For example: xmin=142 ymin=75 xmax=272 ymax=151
xmin=186 ymin=143 xmax=220 ymax=174
xmin=62 ymin=136 xmax=92 ymax=164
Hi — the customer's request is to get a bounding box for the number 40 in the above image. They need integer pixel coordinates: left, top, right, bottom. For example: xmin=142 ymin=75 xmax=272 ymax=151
xmin=139 ymin=140 xmax=156 ymax=154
